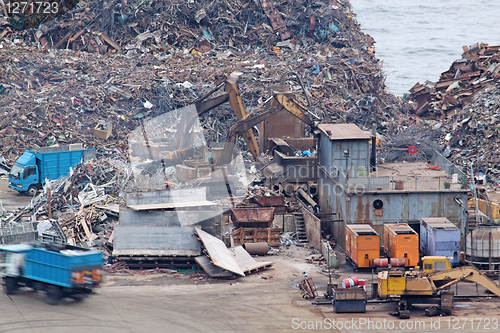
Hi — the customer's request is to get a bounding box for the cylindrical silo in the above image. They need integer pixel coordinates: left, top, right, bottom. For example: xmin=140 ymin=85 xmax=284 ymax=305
xmin=465 ymin=224 xmax=500 ymax=268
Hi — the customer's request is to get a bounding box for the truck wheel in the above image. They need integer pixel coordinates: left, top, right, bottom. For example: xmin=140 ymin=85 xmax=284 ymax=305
xmin=27 ymin=185 xmax=38 ymax=197
xmin=45 ymin=286 xmax=62 ymax=305
xmin=4 ymin=277 xmax=19 ymax=295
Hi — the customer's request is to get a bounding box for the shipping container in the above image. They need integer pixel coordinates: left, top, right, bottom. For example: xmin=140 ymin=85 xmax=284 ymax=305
xmin=383 ymin=223 xmax=419 ymax=267
xmin=345 ymin=224 xmax=380 ymax=268
xmin=420 ymin=217 xmax=460 ymax=265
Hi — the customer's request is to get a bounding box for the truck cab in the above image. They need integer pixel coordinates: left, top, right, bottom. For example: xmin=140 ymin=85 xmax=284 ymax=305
xmin=8 ymin=152 xmax=40 ymax=195
xmin=0 ymin=244 xmax=31 ymax=276
xmin=421 ymin=256 xmax=452 ymax=274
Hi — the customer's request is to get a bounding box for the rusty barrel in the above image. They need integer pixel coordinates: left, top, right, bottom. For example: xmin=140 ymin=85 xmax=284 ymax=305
xmin=373 ymin=258 xmax=389 ymax=267
xmin=390 ymin=258 xmax=405 ymax=267
xmin=341 ymin=276 xmax=359 ymax=288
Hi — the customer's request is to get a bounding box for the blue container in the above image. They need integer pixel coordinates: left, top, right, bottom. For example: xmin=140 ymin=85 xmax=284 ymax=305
xmin=420 ymin=217 xmax=461 ymax=265
xmin=24 ymin=247 xmax=103 ymax=288
xmin=0 ymin=244 xmax=104 ymax=288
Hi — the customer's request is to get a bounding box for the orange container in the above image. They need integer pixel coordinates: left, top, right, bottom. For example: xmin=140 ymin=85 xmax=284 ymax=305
xmin=383 ymin=223 xmax=419 ymax=267
xmin=345 ymin=224 xmax=380 ymax=268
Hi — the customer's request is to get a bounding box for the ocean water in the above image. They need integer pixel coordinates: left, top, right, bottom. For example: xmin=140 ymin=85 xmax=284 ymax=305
xmin=349 ymin=0 xmax=500 ymax=96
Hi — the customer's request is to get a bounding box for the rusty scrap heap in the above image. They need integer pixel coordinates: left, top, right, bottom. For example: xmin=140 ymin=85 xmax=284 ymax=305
xmin=405 ymin=42 xmax=500 ymax=181
xmin=0 ymin=0 xmax=410 ymax=164
xmin=410 ymin=43 xmax=500 ymax=119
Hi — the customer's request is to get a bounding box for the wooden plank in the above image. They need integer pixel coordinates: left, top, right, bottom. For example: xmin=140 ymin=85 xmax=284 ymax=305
xmin=69 ymin=28 xmax=86 ymax=43
xmin=54 ymin=31 xmax=74 ymax=49
xmin=99 ymin=33 xmax=122 ymax=51
xmin=195 ymin=227 xmax=245 ymax=276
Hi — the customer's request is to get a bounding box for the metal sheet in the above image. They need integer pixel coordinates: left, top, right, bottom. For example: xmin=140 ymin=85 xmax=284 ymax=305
xmin=196 ymin=246 xmax=272 ymax=277
xmin=113 ymin=225 xmax=201 ymax=255
xmin=195 ymin=256 xmax=234 ymax=278
xmin=195 ymin=227 xmax=245 ymax=276
xmin=301 ymin=204 xmax=321 ymax=249
xmin=128 ymin=201 xmax=216 ymax=210
xmin=126 ymin=188 xmax=208 ymax=206
xmin=229 ymin=246 xmax=272 ymax=273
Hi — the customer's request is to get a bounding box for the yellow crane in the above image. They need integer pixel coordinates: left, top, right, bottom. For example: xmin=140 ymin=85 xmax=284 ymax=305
xmin=377 ymin=256 xmax=500 ymax=318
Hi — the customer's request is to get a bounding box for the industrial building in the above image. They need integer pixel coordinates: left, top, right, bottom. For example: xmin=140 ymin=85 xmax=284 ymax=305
xmin=316 ymin=123 xmax=469 ymax=249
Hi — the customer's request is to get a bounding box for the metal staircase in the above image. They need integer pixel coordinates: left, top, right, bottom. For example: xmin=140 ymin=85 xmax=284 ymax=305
xmin=293 ymin=213 xmax=308 ymax=243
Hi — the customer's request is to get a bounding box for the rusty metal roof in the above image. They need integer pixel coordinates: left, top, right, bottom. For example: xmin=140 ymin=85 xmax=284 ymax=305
xmin=385 ymin=223 xmax=417 ymax=235
xmin=420 ymin=217 xmax=452 ymax=225
xmin=318 ymin=123 xmax=372 ymax=140
xmin=347 ymin=224 xmax=378 ymax=236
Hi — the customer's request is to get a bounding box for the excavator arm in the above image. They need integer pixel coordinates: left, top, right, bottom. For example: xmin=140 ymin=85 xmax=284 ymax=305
xmin=168 ymin=71 xmax=316 ymax=165
xmin=171 ymin=72 xmax=259 ymax=158
xmin=219 ymin=93 xmax=316 ymax=165
xmin=428 ymin=267 xmax=500 ymax=296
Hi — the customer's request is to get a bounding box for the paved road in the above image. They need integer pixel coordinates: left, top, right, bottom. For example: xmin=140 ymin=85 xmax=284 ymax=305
xmin=0 ymin=281 xmax=321 ymax=333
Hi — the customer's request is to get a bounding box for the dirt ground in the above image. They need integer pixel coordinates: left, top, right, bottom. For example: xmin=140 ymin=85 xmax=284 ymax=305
xmin=0 ymin=177 xmax=33 ymax=211
xmin=2 ymin=178 xmax=500 ymax=332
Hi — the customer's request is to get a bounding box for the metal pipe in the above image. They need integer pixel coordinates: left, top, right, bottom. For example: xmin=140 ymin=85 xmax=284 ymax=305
xmin=297 ymin=187 xmax=318 ymax=212
xmin=243 ymin=242 xmax=269 ymax=256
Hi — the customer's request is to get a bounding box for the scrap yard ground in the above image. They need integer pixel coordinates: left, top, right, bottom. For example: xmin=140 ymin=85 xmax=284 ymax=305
xmin=0 ymin=238 xmax=499 ymax=333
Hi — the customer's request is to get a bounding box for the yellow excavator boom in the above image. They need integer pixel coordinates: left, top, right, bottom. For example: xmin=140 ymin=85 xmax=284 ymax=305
xmin=428 ymin=266 xmax=500 ymax=297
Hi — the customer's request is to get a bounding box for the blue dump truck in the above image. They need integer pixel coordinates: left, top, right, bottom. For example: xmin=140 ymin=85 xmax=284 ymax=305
xmin=0 ymin=243 xmax=104 ymax=305
xmin=8 ymin=143 xmax=96 ymax=196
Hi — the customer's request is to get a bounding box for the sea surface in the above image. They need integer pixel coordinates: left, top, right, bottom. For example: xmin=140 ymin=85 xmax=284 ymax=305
xmin=349 ymin=0 xmax=500 ymax=96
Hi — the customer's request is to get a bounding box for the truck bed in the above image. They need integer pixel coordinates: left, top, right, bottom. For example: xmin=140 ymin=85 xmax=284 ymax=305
xmin=23 ymin=245 xmax=103 ymax=288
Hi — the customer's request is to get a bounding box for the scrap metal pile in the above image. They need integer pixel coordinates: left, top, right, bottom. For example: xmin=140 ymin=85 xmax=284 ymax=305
xmin=410 ymin=43 xmax=500 ymax=119
xmin=403 ymin=42 xmax=500 ymax=182
xmin=436 ymin=83 xmax=500 ymax=177
xmin=0 ymin=157 xmax=167 ymax=256
xmin=0 ymin=0 xmax=411 ymax=165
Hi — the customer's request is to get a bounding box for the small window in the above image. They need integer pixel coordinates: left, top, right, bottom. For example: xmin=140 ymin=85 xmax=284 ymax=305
xmin=433 ymin=261 xmax=447 ymax=271
xmin=23 ymin=166 xmax=37 ymax=180
xmin=424 ymin=263 xmax=432 ymax=270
